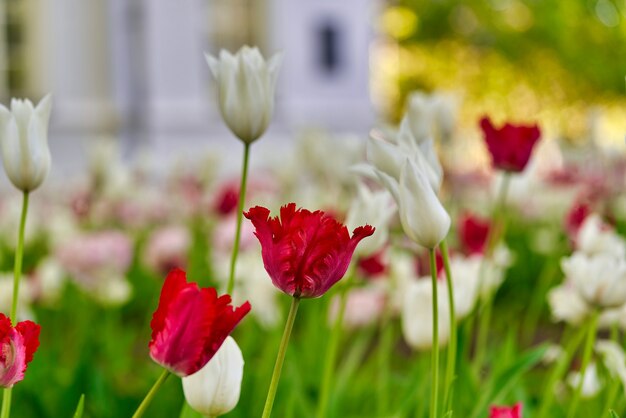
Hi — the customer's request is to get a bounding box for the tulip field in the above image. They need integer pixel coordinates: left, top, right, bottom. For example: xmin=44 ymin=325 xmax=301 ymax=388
xmin=1 ymin=44 xmax=626 ymax=418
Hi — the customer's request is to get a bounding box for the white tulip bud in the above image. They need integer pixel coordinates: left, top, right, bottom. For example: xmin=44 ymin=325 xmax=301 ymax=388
xmin=182 ymin=336 xmax=244 ymax=417
xmin=206 ymin=46 xmax=282 ymax=144
xmin=396 ymin=158 xmax=450 ymax=249
xmin=0 ymin=95 xmax=52 ymax=192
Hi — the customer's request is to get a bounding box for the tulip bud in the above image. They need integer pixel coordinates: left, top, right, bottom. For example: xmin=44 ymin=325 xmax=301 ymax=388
xmin=0 ymin=95 xmax=52 ymax=192
xmin=206 ymin=46 xmax=282 ymax=144
xmin=182 ymin=336 xmax=244 ymax=417
xmin=389 ymin=158 xmax=450 ymax=249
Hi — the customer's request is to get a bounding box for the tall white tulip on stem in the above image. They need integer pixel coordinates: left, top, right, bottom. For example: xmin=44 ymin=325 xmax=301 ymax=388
xmin=376 ymin=157 xmax=450 ymax=418
xmin=0 ymin=94 xmax=51 ymax=418
xmin=205 ymin=46 xmax=282 ymax=297
xmin=0 ymin=95 xmax=52 ymax=192
xmin=205 ymin=46 xmax=282 ymax=145
xmin=182 ymin=337 xmax=244 ymax=418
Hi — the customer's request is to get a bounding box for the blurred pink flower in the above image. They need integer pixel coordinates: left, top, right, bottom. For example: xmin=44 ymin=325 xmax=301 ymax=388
xmin=56 ymin=231 xmax=133 ymax=304
xmin=144 ymin=226 xmax=191 ymax=274
xmin=213 ymin=214 xmax=257 ymax=253
xmin=57 ymin=231 xmax=132 ymax=276
xmin=328 ymin=287 xmax=386 ymax=329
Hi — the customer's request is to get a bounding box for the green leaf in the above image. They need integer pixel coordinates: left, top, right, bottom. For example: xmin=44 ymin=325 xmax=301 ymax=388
xmin=610 ymin=410 xmax=620 ymax=418
xmin=72 ymin=394 xmax=85 ymax=418
xmin=469 ymin=344 xmax=548 ymax=418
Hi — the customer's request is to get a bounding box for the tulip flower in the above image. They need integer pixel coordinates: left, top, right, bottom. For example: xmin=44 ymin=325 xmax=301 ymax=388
xmin=458 ymin=212 xmax=491 ymax=255
xmin=182 ymin=337 xmax=244 ymax=417
xmin=562 ymin=252 xmax=626 ymax=308
xmin=244 ymin=203 xmax=374 ymax=298
xmin=401 ymin=278 xmax=451 ymax=350
xmin=378 ymin=158 xmax=450 ymax=249
xmin=0 ymin=312 xmax=40 ymax=388
xmin=345 ymin=183 xmax=395 ymax=258
xmin=205 ymin=46 xmax=282 ymax=144
xmin=149 ymin=269 xmax=251 ymax=377
xmin=576 ymin=214 xmax=626 ymax=258
xmin=480 ymin=116 xmax=541 ymax=173
xmin=489 ymin=402 xmax=522 ymax=418
xmin=0 ymin=95 xmax=52 ymax=192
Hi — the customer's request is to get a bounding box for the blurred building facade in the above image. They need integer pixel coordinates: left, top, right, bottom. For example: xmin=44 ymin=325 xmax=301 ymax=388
xmin=0 ymin=0 xmax=375 ymax=150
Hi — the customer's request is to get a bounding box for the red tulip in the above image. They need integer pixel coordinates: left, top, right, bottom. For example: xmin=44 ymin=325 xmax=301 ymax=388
xmin=357 ymin=250 xmax=388 ymax=279
xmin=489 ymin=402 xmax=522 ymax=418
xmin=459 ymin=212 xmax=491 ymax=255
xmin=480 ymin=117 xmax=541 ymax=172
xmin=244 ymin=203 xmax=375 ymax=298
xmin=0 ymin=313 xmax=40 ymax=388
xmin=149 ymin=269 xmax=251 ymax=377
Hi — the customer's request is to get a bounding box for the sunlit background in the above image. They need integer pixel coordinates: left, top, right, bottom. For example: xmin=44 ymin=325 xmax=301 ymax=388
xmin=0 ymin=0 xmax=625 ymax=178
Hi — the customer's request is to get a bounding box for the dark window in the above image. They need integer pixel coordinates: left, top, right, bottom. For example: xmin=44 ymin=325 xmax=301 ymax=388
xmin=317 ymin=20 xmax=341 ymax=75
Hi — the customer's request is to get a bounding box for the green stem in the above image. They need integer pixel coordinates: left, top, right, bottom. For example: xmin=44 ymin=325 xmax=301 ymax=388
xmin=537 ymin=326 xmax=587 ymax=418
xmin=440 ymin=239 xmax=457 ymax=414
xmin=601 ymin=324 xmax=622 ymax=416
xmin=473 ymin=173 xmax=510 ymax=371
xmin=10 ymin=191 xmax=29 ymax=322
xmin=262 ymin=296 xmax=300 ymax=418
xmin=0 ymin=389 xmax=11 ymax=418
xmin=567 ymin=311 xmax=599 ymax=418
xmin=427 ymin=248 xmax=440 ymax=418
xmin=317 ymin=273 xmax=354 ymax=418
xmin=1 ymin=191 xmax=29 ymax=418
xmin=226 ymin=142 xmax=251 ymax=296
xmin=474 ymin=292 xmax=493 ymax=372
xmin=132 ymin=369 xmax=171 ymax=418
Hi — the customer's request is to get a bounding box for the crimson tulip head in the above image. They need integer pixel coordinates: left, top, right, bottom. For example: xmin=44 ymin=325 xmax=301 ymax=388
xmin=489 ymin=402 xmax=522 ymax=418
xmin=244 ymin=203 xmax=375 ymax=298
xmin=480 ymin=117 xmax=541 ymax=173
xmin=459 ymin=212 xmax=491 ymax=255
xmin=149 ymin=269 xmax=251 ymax=377
xmin=0 ymin=313 xmax=40 ymax=388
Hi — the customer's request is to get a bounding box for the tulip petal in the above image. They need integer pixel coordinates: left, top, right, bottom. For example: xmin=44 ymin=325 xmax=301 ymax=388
xmin=398 ymin=158 xmax=450 ymax=248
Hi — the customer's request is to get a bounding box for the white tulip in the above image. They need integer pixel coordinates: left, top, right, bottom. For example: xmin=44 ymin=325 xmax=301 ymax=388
xmin=182 ymin=337 xmax=244 ymax=417
xmin=548 ymin=282 xmax=590 ymax=325
xmin=562 ymin=252 xmax=626 ymax=308
xmin=392 ymin=158 xmax=450 ymax=249
xmin=567 ymin=363 xmax=602 ymax=399
xmin=0 ymin=94 xmax=52 ymax=191
xmin=345 ymin=183 xmax=396 ymax=257
xmin=366 ymin=131 xmax=442 ymax=192
xmin=401 ymin=278 xmax=451 ymax=350
xmin=577 ymin=214 xmax=626 ymax=258
xmin=206 ymin=46 xmax=282 ymax=144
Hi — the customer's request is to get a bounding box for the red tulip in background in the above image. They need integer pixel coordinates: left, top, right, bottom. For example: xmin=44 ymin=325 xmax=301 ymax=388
xmin=149 ymin=269 xmax=251 ymax=377
xmin=245 ymin=203 xmax=375 ymax=298
xmin=480 ymin=117 xmax=541 ymax=172
xmin=0 ymin=313 xmax=41 ymax=388
xmin=489 ymin=402 xmax=522 ymax=418
xmin=459 ymin=212 xmax=491 ymax=255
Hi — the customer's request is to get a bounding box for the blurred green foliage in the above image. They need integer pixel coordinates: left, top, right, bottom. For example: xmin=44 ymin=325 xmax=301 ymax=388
xmin=395 ymin=0 xmax=626 ymax=95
